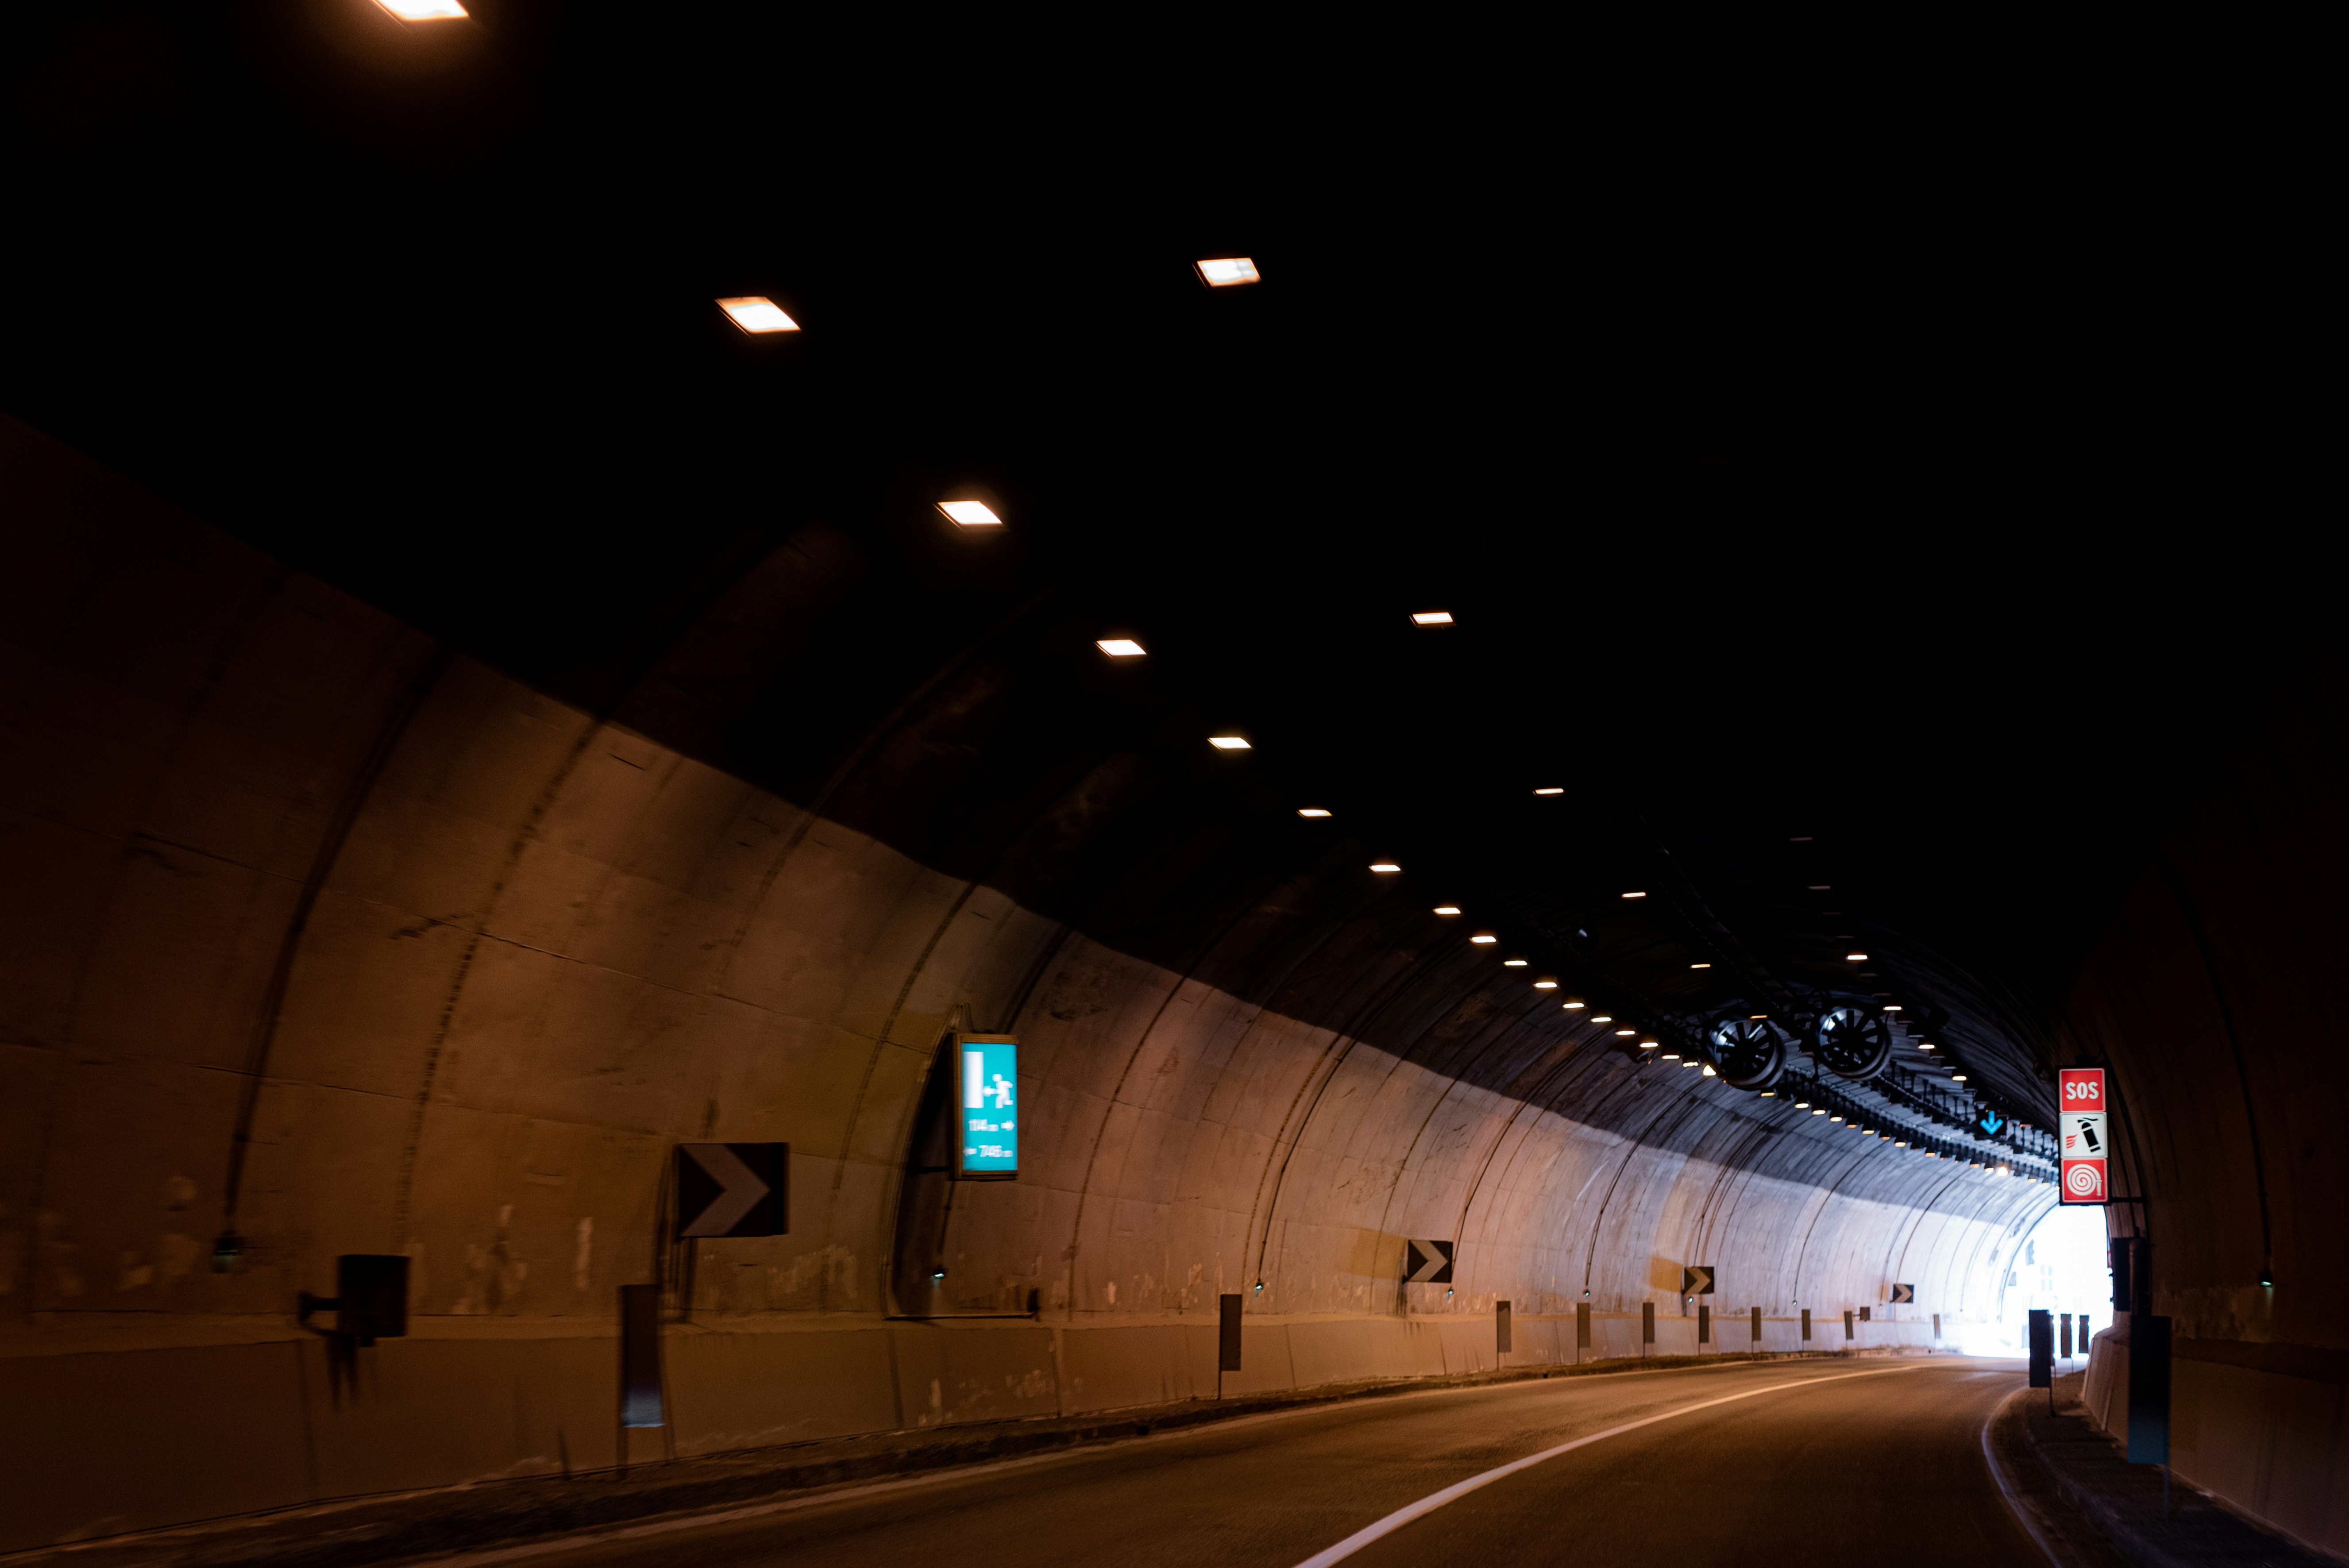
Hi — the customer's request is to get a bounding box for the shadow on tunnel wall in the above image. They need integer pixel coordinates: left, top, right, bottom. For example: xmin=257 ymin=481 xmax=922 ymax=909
xmin=12 ymin=412 xmax=2311 ymax=1551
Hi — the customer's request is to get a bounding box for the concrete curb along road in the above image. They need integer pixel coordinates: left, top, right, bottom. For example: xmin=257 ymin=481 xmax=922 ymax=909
xmin=1999 ymin=1377 xmax=2337 ymax=1568
xmin=0 ymin=1350 xmax=1894 ymax=1568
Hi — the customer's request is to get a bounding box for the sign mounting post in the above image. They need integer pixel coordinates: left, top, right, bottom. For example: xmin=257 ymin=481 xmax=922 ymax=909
xmin=2059 ymin=1067 xmax=2108 ymax=1205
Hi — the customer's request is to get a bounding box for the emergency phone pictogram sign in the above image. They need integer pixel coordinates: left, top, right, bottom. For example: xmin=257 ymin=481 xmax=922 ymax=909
xmin=2059 ymin=1067 xmax=2107 ymax=1205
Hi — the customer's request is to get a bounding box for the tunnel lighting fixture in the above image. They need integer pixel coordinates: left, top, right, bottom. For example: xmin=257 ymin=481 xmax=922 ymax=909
xmin=1750 ymin=1013 xmax=1768 ymax=1020
xmin=1502 ymin=958 xmax=1528 ymax=967
xmin=1622 ymin=891 xmax=1646 ymax=900
xmin=1950 ymin=1074 xmax=1968 ymax=1082
xmin=1563 ymin=999 xmax=1586 ymax=1009
xmin=1895 ymin=1140 xmax=1908 ymax=1148
xmin=1196 ymin=257 xmax=1261 ymax=287
xmin=1845 ymin=952 xmax=1868 ymax=962
xmin=1917 ymin=1042 xmax=1934 ymax=1051
xmin=1759 ymin=1090 xmax=1774 ymax=1098
xmin=717 ymin=296 xmax=800 ymax=333
xmin=1661 ymin=1052 xmax=1680 ymax=1060
xmin=376 ymin=0 xmax=468 ymax=16
xmin=1298 ymin=808 xmax=1331 ymax=818
xmin=1812 ymin=1109 xmax=1826 ymax=1116
xmin=1534 ymin=786 xmax=1564 ymax=795
xmin=1794 ymin=1100 xmax=1810 ymax=1108
xmin=1690 ymin=962 xmax=1711 ymax=969
xmin=1616 ymin=1029 xmax=1636 ymax=1037
xmin=1998 ymin=1165 xmax=2012 ymax=1177
xmin=1097 ymin=639 xmax=1147 ymax=657
xmin=1410 ymin=610 xmax=1455 ymax=625
xmin=1701 ymin=1064 xmax=1717 ymax=1076
xmin=938 ymin=499 xmax=1004 ymax=527
xmin=1882 ymin=1004 xmax=1902 ymax=1012
xmin=1591 ymin=1015 xmax=1613 ymax=1023
xmin=1830 ymin=1115 xmax=1843 ymax=1122
xmin=1208 ymin=736 xmax=1251 ymax=750
xmin=1533 ymin=979 xmax=1557 ymax=989
xmin=1433 ymin=905 xmax=1461 ymax=916
xmin=1471 ymin=932 xmax=1498 ymax=944
xmin=1808 ymin=884 xmax=1831 ymax=891
xmin=1369 ymin=862 xmax=1402 ymax=873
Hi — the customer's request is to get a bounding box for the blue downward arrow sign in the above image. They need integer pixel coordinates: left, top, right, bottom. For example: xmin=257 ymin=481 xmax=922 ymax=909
xmin=1979 ymin=1111 xmax=2004 ymax=1134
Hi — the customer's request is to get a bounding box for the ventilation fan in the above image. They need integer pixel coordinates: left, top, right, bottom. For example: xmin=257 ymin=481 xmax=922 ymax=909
xmin=1813 ymin=1005 xmax=1893 ymax=1081
xmin=1707 ymin=1016 xmax=1785 ymax=1090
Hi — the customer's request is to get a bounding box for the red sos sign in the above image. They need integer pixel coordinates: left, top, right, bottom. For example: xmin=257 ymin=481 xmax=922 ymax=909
xmin=2059 ymin=1067 xmax=2108 ymax=1204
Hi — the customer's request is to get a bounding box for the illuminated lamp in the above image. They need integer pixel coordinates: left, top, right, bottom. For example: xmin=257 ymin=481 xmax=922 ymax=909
xmin=1410 ymin=610 xmax=1454 ymax=625
xmin=1369 ymin=862 xmax=1402 ymax=873
xmin=1208 ymin=736 xmax=1251 ymax=750
xmin=1097 ymin=639 xmax=1147 ymax=657
xmin=1534 ymin=786 xmax=1564 ymax=795
xmin=938 ymin=500 xmax=1003 ymax=527
xmin=1196 ymin=258 xmax=1261 ymax=287
xmin=717 ymin=297 xmax=800 ymax=333
xmin=1298 ymin=808 xmax=1332 ymax=818
xmin=1622 ymin=891 xmax=1647 ymax=899
xmin=1470 ymin=933 xmax=1498 ymax=944
xmin=376 ymin=0 xmax=468 ymax=17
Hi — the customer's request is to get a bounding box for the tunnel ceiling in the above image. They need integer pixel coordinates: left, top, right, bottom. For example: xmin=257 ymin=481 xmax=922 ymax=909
xmin=4 ymin=5 xmax=2332 ymax=1134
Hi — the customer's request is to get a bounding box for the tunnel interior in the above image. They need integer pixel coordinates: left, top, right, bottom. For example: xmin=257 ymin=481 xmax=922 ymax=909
xmin=3 ymin=7 xmax=2345 ymax=1558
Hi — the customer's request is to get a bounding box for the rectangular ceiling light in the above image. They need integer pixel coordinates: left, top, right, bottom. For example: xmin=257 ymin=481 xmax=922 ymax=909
xmin=1503 ymin=958 xmax=1527 ymax=967
xmin=1470 ymin=933 xmax=1497 ymax=944
xmin=1410 ymin=611 xmax=1454 ymax=625
xmin=1369 ymin=862 xmax=1401 ymax=873
xmin=717 ymin=296 xmax=799 ymax=333
xmin=1298 ymin=808 xmax=1332 ymax=818
xmin=1562 ymin=999 xmax=1585 ymax=1009
xmin=1208 ymin=736 xmax=1251 ymax=750
xmin=1533 ymin=979 xmax=1557 ymax=989
xmin=1096 ymin=639 xmax=1146 ymax=657
xmin=376 ymin=0 xmax=468 ymax=16
xmin=1622 ymin=891 xmax=1647 ymax=900
xmin=1433 ymin=905 xmax=1462 ymax=915
xmin=1533 ymin=787 xmax=1564 ymax=795
xmin=1690 ymin=963 xmax=1711 ymax=970
xmin=937 ymin=500 xmax=1003 ymax=527
xmin=1196 ymin=258 xmax=1261 ymax=287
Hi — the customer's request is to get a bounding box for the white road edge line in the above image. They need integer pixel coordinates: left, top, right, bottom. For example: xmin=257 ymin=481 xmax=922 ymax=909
xmin=1289 ymin=1363 xmax=1928 ymax=1568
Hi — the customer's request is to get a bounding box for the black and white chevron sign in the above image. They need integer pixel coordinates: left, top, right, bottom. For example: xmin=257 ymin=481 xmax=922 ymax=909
xmin=675 ymin=1143 xmax=789 ymax=1238
xmin=1682 ymin=1264 xmax=1716 ymax=1295
xmin=1890 ymin=1282 xmax=1915 ymax=1303
xmin=1405 ymin=1238 xmax=1454 ymax=1284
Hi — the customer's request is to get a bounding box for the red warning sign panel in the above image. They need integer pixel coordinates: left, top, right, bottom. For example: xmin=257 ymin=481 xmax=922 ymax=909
xmin=2059 ymin=1067 xmax=2108 ymax=1204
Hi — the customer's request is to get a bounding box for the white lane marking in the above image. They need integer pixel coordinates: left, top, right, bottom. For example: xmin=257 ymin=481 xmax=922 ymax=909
xmin=1290 ymin=1364 xmax=1928 ymax=1568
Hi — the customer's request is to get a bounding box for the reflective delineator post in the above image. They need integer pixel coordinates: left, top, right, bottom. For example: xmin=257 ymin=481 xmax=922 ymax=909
xmin=1576 ymin=1301 xmax=1592 ymax=1363
xmin=1217 ymin=1293 xmax=1242 ymax=1398
xmin=1496 ymin=1299 xmax=1512 ymax=1360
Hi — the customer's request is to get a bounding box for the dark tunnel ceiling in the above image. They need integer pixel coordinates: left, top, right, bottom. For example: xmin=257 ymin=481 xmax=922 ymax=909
xmin=5 ymin=4 xmax=2333 ymax=1127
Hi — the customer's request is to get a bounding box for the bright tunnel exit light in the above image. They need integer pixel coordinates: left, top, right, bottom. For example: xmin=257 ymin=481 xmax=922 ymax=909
xmin=376 ymin=0 xmax=467 ymax=16
xmin=1196 ymin=257 xmax=1261 ymax=287
xmin=1096 ymin=639 xmax=1146 ymax=658
xmin=717 ymin=297 xmax=800 ymax=333
xmin=938 ymin=500 xmax=1003 ymax=527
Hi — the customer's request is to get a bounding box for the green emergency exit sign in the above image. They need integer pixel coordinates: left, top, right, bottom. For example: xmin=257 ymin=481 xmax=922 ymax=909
xmin=954 ymin=1035 xmax=1018 ymax=1179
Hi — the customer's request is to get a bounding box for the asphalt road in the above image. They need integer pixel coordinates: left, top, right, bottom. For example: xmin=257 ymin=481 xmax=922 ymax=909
xmin=453 ymin=1357 xmax=2045 ymax=1568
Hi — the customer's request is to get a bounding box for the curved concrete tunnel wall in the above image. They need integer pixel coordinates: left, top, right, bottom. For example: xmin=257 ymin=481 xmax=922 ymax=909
xmin=0 ymin=418 xmax=2052 ymax=1548
xmin=2059 ymin=651 xmax=2349 ymax=1556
